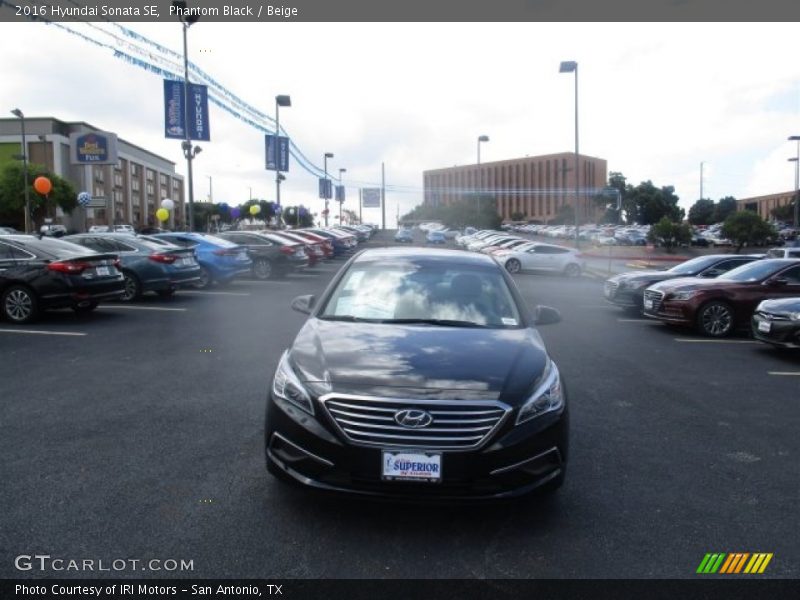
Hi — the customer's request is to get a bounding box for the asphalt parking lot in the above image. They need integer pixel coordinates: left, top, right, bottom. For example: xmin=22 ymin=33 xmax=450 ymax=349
xmin=1 ymin=231 xmax=798 ymax=579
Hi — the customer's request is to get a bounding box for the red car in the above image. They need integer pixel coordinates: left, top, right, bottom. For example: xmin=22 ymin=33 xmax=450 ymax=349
xmin=289 ymin=230 xmax=335 ymax=260
xmin=642 ymin=259 xmax=800 ymax=337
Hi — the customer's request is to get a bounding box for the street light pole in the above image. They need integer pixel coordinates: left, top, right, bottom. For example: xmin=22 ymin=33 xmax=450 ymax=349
xmin=338 ymin=167 xmax=347 ymax=224
xmin=477 ymin=135 xmax=489 ymax=165
xmin=559 ymin=61 xmax=579 ymax=247
xmin=174 ymin=2 xmax=199 ymax=231
xmin=275 ymin=95 xmax=291 ymax=211
xmin=11 ymin=108 xmax=31 ymax=233
xmin=789 ymin=136 xmax=800 ymax=229
xmin=323 ymin=152 xmax=333 ymax=226
xmin=700 ymin=161 xmax=705 ymax=201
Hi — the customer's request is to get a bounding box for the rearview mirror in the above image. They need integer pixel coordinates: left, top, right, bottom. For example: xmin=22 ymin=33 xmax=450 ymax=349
xmin=291 ymin=294 xmax=316 ymax=314
xmin=534 ymin=305 xmax=562 ymax=326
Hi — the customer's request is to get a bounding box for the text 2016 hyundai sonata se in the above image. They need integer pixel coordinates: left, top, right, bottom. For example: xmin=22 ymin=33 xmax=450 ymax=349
xmin=265 ymin=247 xmax=569 ymax=500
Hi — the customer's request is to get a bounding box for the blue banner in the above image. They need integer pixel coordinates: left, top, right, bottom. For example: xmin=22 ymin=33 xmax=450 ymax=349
xmin=319 ymin=178 xmax=333 ymax=200
xmin=265 ymin=135 xmax=290 ymax=171
xmin=336 ymin=185 xmax=345 ymax=203
xmin=163 ymin=79 xmax=211 ymax=141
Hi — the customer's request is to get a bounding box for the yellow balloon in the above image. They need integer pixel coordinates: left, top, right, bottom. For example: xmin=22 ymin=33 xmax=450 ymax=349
xmin=249 ymin=205 xmax=261 ymax=215
xmin=156 ymin=208 xmax=170 ymax=222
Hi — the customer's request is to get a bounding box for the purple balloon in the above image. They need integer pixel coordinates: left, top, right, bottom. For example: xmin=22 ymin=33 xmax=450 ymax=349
xmin=231 ymin=207 xmax=241 ymax=218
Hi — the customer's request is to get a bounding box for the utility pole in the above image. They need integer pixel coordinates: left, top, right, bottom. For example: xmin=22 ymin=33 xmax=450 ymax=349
xmin=381 ymin=162 xmax=386 ymax=230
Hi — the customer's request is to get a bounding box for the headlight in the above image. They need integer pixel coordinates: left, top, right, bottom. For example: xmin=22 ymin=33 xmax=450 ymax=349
xmin=790 ymin=312 xmax=800 ymax=322
xmin=671 ymin=290 xmax=696 ymax=301
xmin=516 ymin=359 xmax=563 ymax=425
xmin=272 ymin=351 xmax=314 ymax=415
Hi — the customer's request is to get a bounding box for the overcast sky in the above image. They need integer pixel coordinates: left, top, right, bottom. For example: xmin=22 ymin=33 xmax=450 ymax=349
xmin=2 ymin=22 xmax=799 ymax=226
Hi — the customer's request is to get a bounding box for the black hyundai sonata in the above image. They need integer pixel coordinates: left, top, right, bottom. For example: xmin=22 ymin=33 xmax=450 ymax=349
xmin=265 ymin=247 xmax=569 ymax=500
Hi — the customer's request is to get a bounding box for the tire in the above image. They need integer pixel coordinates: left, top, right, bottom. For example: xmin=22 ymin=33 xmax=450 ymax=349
xmin=505 ymin=258 xmax=522 ymax=274
xmin=73 ymin=301 xmax=98 ymax=314
xmin=120 ymin=271 xmax=141 ymax=302
xmin=194 ymin=266 xmax=212 ymax=289
xmin=2 ymin=285 xmax=39 ymax=324
xmin=252 ymin=258 xmax=273 ymax=280
xmin=696 ymin=301 xmax=734 ymax=337
xmin=564 ymin=263 xmax=582 ymax=278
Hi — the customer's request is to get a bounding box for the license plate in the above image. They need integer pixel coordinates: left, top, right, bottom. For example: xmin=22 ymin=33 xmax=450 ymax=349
xmin=237 ymin=252 xmax=249 ymax=261
xmin=95 ymin=266 xmax=110 ymax=276
xmin=181 ymin=257 xmax=194 ymax=266
xmin=758 ymin=320 xmax=771 ymax=333
xmin=644 ymin=298 xmax=653 ymax=310
xmin=382 ymin=451 xmax=441 ymax=482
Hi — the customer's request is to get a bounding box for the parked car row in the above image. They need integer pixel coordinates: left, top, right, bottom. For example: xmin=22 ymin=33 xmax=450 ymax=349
xmin=456 ymin=229 xmax=585 ymax=277
xmin=605 ymin=255 xmax=800 ymax=347
xmin=0 ymin=225 xmax=378 ymax=324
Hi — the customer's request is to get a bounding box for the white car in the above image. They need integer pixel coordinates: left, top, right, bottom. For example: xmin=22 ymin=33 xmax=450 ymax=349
xmin=499 ymin=242 xmax=585 ymax=277
xmin=88 ymin=225 xmax=109 ymax=233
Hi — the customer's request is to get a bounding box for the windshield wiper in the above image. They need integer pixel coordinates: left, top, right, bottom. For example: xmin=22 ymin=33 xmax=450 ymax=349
xmin=318 ymin=315 xmax=386 ymax=323
xmin=387 ymin=318 xmax=489 ymax=328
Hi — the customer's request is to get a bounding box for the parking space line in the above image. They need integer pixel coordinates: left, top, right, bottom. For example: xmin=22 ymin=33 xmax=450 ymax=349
xmin=673 ymin=338 xmax=760 ymax=344
xmin=232 ymin=280 xmax=291 ymax=285
xmin=0 ymin=328 xmax=87 ymax=337
xmin=617 ymin=319 xmax=653 ymax=323
xmin=180 ymin=290 xmax=251 ymax=297
xmin=767 ymin=371 xmax=800 ymax=376
xmin=100 ymin=305 xmax=188 ymax=312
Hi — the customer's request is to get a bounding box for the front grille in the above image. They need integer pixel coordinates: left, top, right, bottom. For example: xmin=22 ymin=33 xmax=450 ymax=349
xmin=756 ymin=311 xmax=790 ymax=322
xmin=643 ymin=289 xmax=664 ymax=312
xmin=321 ymin=395 xmax=511 ymax=451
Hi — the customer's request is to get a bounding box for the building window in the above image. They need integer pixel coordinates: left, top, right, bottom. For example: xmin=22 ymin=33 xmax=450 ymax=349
xmin=146 ymin=169 xmax=155 ymax=181
xmin=146 ymin=183 xmax=154 ymax=195
xmin=94 ymin=169 xmax=104 ymax=183
xmin=114 ymin=174 xmax=123 ymax=188
xmin=132 ymin=179 xmax=140 ymax=192
xmin=130 ymin=164 xmax=138 ymax=176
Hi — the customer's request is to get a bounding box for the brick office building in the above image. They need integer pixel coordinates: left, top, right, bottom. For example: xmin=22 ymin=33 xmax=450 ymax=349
xmin=423 ymin=152 xmax=607 ymax=222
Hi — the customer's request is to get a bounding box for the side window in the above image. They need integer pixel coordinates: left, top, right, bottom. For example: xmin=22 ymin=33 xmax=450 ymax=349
xmin=113 ymin=241 xmax=138 ymax=252
xmin=788 ymin=250 xmax=800 ymax=259
xmin=8 ymin=245 xmax=35 ymax=260
xmin=780 ymin=266 xmax=800 ymax=284
xmin=76 ymin=237 xmax=109 ymax=253
xmin=712 ymin=259 xmax=750 ymax=273
xmin=0 ymin=242 xmax=12 ymax=260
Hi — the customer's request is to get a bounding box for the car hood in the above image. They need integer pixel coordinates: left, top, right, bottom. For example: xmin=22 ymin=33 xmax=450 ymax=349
xmin=648 ymin=277 xmax=741 ymax=293
xmin=758 ymin=297 xmax=800 ymax=314
xmin=609 ymin=270 xmax=674 ymax=285
xmin=288 ymin=319 xmax=549 ymax=402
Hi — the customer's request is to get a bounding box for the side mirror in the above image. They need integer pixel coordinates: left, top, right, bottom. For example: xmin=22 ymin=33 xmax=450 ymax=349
xmin=770 ymin=278 xmax=789 ymax=287
xmin=534 ymin=305 xmax=562 ymax=326
xmin=701 ymin=269 xmax=721 ymax=278
xmin=291 ymin=294 xmax=316 ymax=314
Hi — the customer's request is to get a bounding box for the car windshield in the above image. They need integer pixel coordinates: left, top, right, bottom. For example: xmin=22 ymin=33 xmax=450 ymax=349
xmin=667 ymin=255 xmax=726 ymax=275
xmin=716 ymin=260 xmax=784 ymax=282
xmin=319 ymin=262 xmax=522 ymax=328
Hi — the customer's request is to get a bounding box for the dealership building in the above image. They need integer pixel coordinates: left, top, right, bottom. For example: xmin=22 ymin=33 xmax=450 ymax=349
xmin=423 ymin=152 xmax=608 ymax=222
xmin=0 ymin=116 xmax=184 ymax=231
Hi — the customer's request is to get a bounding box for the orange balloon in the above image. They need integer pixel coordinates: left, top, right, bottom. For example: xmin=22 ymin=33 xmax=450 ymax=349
xmin=34 ymin=176 xmax=52 ymax=195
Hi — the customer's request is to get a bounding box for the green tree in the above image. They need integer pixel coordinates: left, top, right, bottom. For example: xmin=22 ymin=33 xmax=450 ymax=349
xmin=0 ymin=162 xmax=77 ymax=230
xmin=688 ymin=198 xmax=716 ymax=225
xmin=283 ymin=205 xmax=314 ymax=228
xmin=770 ymin=201 xmax=796 ymax=222
xmin=549 ymin=203 xmax=575 ymax=225
xmin=629 ymin=181 xmax=684 ymax=225
xmin=510 ymin=211 xmax=526 ymax=222
xmin=721 ymin=210 xmax=776 ymax=253
xmin=647 ymin=216 xmax=691 ymax=252
xmin=713 ymin=196 xmax=737 ymax=223
xmin=401 ymin=194 xmax=501 ymax=229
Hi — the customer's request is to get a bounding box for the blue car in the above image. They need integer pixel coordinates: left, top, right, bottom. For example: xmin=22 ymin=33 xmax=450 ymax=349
xmin=65 ymin=233 xmax=201 ymax=300
xmin=426 ymin=230 xmax=446 ymax=244
xmin=394 ymin=229 xmax=414 ymax=243
xmin=150 ymin=232 xmax=252 ymax=288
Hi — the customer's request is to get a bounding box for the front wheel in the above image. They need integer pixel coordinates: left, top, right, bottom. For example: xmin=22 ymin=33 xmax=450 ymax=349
xmin=564 ymin=263 xmax=582 ymax=277
xmin=505 ymin=258 xmax=521 ymax=274
xmin=2 ymin=285 xmax=39 ymax=324
xmin=696 ymin=301 xmax=734 ymax=337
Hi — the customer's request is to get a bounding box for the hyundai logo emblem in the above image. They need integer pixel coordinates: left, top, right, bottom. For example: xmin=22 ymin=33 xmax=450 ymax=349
xmin=394 ymin=409 xmax=434 ymax=429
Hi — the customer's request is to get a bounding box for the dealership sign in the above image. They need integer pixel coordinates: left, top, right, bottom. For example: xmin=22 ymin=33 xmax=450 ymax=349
xmin=362 ymin=188 xmax=381 ymax=208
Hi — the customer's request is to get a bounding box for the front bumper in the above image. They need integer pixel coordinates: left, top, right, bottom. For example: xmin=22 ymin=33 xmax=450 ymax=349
xmin=751 ymin=314 xmax=800 ymax=348
xmin=265 ymin=390 xmax=569 ymax=501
